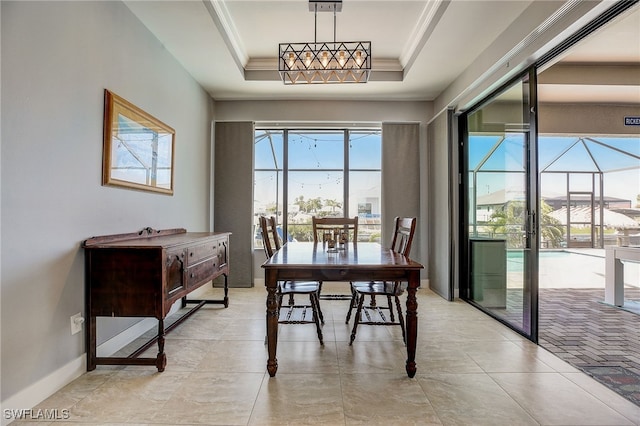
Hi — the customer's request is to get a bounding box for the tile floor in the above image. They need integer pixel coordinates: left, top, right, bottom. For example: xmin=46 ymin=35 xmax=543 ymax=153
xmin=18 ymin=284 xmax=640 ymax=425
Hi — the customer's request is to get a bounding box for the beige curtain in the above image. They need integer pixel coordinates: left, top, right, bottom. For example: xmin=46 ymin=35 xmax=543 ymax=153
xmin=381 ymin=122 xmax=420 ymax=260
xmin=214 ymin=121 xmax=254 ymax=287
xmin=426 ymin=109 xmax=455 ymax=300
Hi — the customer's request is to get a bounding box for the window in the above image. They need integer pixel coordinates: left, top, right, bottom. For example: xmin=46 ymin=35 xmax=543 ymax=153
xmin=254 ymin=128 xmax=381 ymax=247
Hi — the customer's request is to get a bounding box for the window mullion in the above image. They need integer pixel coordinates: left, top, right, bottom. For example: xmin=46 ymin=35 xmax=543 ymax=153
xmin=283 ymin=129 xmax=289 ymax=236
xmin=344 ymin=130 xmax=349 ymax=218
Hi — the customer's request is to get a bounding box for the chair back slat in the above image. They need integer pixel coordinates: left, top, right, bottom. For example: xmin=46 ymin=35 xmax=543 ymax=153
xmin=311 ymin=216 xmax=359 ymax=243
xmin=259 ymin=216 xmax=281 ymax=259
xmin=390 ymin=217 xmax=416 ymax=257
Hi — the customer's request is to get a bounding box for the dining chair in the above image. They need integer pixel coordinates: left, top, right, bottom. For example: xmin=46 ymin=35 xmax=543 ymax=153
xmin=311 ymin=216 xmax=359 ymax=246
xmin=259 ymin=216 xmax=324 ymax=345
xmin=346 ymin=216 xmax=417 ymax=345
xmin=311 ymin=216 xmax=359 ymax=301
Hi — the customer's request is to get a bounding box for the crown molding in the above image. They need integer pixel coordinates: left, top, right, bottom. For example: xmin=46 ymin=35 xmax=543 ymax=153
xmin=401 ymin=0 xmax=450 ymax=74
xmin=203 ymin=0 xmax=248 ymax=71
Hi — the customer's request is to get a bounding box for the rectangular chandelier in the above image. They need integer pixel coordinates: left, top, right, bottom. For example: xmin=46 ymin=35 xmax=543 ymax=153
xmin=278 ymin=1 xmax=371 ymax=84
xmin=278 ymin=41 xmax=371 ymax=84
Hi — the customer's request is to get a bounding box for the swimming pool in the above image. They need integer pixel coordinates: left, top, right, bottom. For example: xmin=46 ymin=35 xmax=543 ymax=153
xmin=505 ymin=249 xmax=639 ymax=289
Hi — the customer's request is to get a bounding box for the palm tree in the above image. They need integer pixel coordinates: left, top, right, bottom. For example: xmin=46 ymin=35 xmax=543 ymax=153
xmin=539 ymin=200 xmax=564 ymax=248
xmin=488 ymin=200 xmax=564 ymax=248
xmin=324 ymin=199 xmax=342 ymax=213
xmin=294 ymin=195 xmax=306 ymax=212
xmin=488 ymin=201 xmax=525 ymax=248
xmin=308 ymin=197 xmax=322 ymax=213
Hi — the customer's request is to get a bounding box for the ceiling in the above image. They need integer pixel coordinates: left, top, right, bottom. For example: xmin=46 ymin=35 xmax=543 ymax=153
xmin=124 ymin=0 xmax=640 ymax=103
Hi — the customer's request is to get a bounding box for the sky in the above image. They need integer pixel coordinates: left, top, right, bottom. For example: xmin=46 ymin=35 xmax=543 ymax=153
xmin=469 ymin=135 xmax=640 ymax=204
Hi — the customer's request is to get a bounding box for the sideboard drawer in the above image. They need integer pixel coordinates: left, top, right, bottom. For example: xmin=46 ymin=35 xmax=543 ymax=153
xmin=187 ymin=257 xmax=218 ymax=288
xmin=187 ymin=242 xmax=217 ymax=265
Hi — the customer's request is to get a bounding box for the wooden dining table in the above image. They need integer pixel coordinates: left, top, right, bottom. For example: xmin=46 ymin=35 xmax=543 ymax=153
xmin=262 ymin=241 xmax=424 ymax=378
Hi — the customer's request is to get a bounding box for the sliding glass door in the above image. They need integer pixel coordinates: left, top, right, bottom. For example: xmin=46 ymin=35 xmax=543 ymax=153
xmin=460 ymin=69 xmax=539 ymax=340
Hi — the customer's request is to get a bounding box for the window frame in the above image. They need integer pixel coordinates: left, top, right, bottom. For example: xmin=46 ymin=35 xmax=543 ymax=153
xmin=254 ymin=127 xmax=382 ymax=247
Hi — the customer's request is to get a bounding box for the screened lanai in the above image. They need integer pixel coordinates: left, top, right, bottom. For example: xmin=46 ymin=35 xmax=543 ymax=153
xmin=471 ymin=134 xmax=640 ymax=249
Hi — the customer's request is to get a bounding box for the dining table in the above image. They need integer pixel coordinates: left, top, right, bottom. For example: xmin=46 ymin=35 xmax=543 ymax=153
xmin=262 ymin=241 xmax=424 ymax=378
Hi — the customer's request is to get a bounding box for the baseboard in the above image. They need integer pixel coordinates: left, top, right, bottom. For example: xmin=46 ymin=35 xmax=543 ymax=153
xmin=1 ymin=315 xmax=163 ymax=426
xmin=1 ymin=355 xmax=84 ymax=426
xmin=96 ymin=317 xmax=158 ymax=357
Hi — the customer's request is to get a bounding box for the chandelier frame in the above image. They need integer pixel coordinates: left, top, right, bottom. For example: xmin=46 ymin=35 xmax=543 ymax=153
xmin=278 ymin=1 xmax=371 ymax=84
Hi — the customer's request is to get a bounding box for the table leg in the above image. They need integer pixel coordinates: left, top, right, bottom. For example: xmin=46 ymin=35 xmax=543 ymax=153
xmin=405 ymin=270 xmax=419 ymax=378
xmin=265 ymin=270 xmax=279 ymax=377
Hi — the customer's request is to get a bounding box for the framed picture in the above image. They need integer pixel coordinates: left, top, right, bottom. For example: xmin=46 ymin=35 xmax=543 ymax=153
xmin=102 ymin=89 xmax=175 ymax=195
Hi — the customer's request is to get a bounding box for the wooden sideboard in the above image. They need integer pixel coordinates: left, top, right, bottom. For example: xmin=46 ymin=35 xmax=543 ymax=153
xmin=83 ymin=227 xmax=231 ymax=371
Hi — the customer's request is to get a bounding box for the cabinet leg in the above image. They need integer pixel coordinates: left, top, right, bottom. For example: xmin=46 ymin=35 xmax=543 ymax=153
xmin=156 ymin=319 xmax=166 ymax=372
xmin=87 ymin=316 xmax=97 ymax=371
xmin=223 ymin=274 xmax=229 ymax=308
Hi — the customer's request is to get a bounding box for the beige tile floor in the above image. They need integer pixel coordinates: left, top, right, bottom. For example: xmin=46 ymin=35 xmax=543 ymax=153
xmin=20 ymin=284 xmax=640 ymax=425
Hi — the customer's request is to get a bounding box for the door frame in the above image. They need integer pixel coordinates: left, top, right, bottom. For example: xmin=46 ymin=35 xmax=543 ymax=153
xmin=458 ymin=67 xmax=540 ymax=342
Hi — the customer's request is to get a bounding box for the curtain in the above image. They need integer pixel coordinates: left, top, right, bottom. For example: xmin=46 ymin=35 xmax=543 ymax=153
xmin=426 ymin=109 xmax=455 ymax=300
xmin=382 ymin=122 xmax=420 ymax=260
xmin=214 ymin=121 xmax=254 ymax=287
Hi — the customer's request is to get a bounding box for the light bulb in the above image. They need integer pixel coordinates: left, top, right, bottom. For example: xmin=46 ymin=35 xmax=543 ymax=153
xmin=287 ymin=53 xmax=295 ymax=68
xmin=321 ymin=51 xmax=329 ymax=68
xmin=304 ymin=52 xmax=312 ymax=68
xmin=338 ymin=51 xmax=346 ymax=67
xmin=355 ymin=50 xmax=363 ymax=67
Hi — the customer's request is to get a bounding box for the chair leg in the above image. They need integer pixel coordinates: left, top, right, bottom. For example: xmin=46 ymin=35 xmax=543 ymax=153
xmin=349 ymin=294 xmax=365 ymax=345
xmin=394 ymin=296 xmax=406 ymax=345
xmin=310 ymin=293 xmax=324 ymax=345
xmin=345 ymin=287 xmax=358 ymax=323
xmin=315 ymin=290 xmax=325 ymax=324
xmin=387 ymin=295 xmax=395 ymax=322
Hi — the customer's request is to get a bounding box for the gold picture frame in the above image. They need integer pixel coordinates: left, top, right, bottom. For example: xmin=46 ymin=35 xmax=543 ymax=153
xmin=102 ymin=89 xmax=175 ymax=195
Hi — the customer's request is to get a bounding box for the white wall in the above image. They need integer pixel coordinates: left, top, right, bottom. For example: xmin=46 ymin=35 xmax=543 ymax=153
xmin=1 ymin=0 xmax=213 ymax=407
xmin=215 ymin=100 xmax=430 ymax=125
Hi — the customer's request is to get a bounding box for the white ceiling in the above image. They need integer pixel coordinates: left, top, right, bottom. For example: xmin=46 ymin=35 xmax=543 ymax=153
xmin=124 ymin=0 xmax=640 ymax=103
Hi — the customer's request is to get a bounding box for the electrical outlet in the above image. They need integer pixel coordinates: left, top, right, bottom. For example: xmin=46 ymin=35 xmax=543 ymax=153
xmin=70 ymin=313 xmax=84 ymax=335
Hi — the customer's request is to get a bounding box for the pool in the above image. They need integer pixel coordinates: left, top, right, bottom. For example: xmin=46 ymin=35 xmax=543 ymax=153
xmin=504 ymin=249 xmax=639 ymax=289
xmin=507 ymin=250 xmax=573 ymax=271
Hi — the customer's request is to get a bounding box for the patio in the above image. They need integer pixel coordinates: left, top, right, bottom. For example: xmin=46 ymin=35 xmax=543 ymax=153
xmin=493 ymin=249 xmax=640 ymax=406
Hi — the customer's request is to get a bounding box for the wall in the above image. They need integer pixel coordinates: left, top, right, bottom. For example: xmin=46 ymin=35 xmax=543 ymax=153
xmin=539 ymin=104 xmax=640 ymax=135
xmin=1 ymin=0 xmax=213 ymax=408
xmin=215 ymin=100 xmax=431 ymax=125
xmin=214 ymin=100 xmax=433 ymax=285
